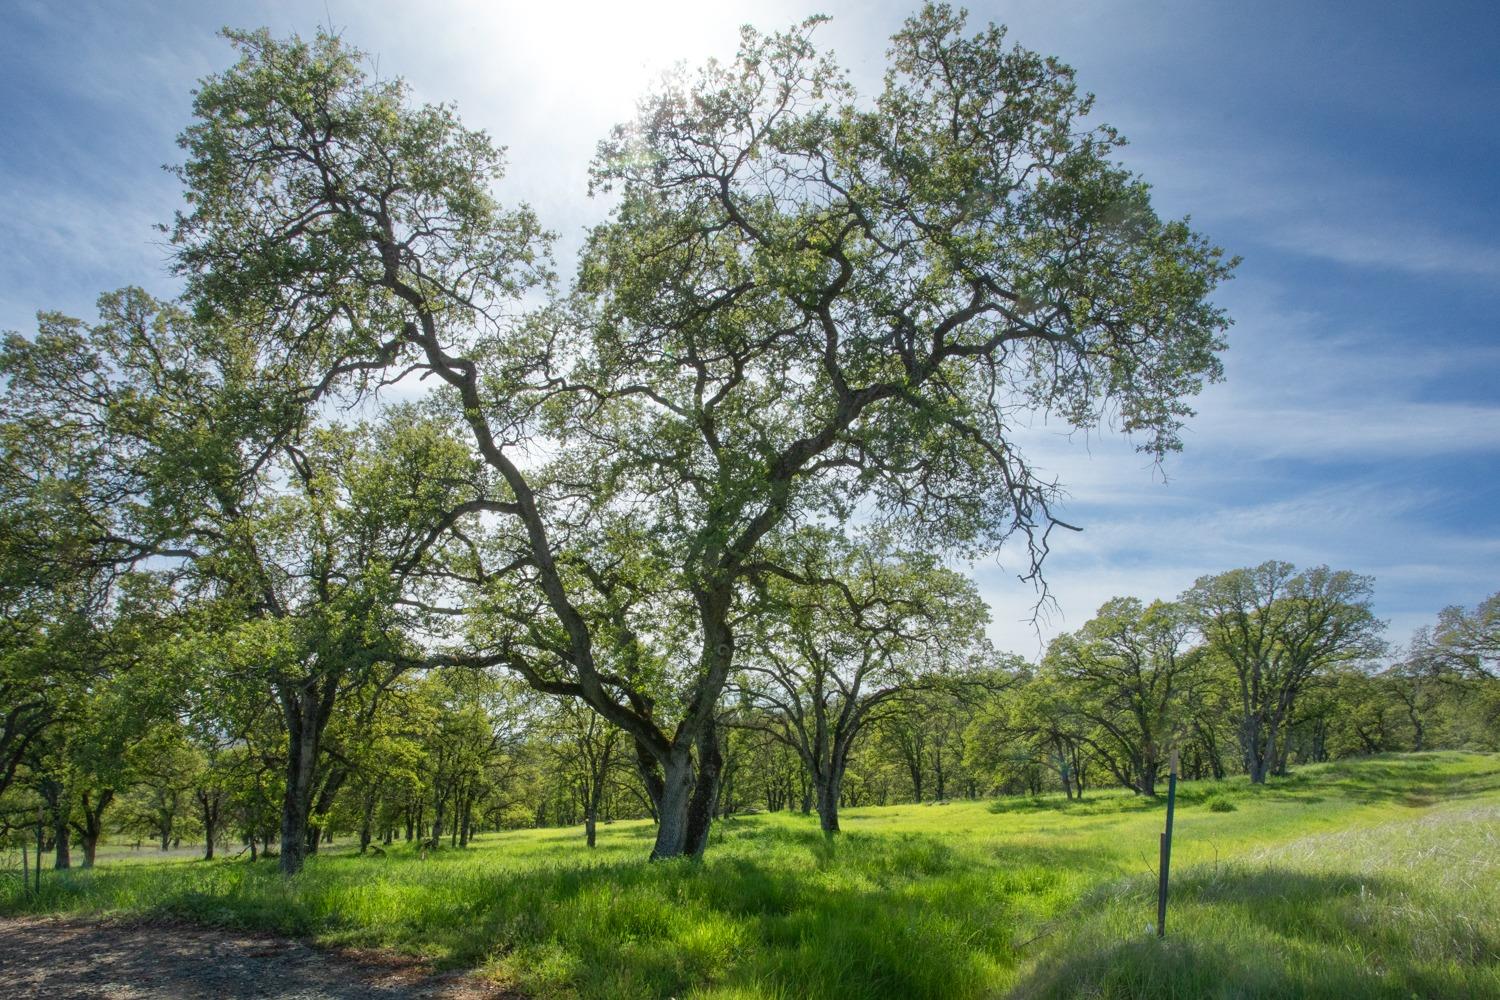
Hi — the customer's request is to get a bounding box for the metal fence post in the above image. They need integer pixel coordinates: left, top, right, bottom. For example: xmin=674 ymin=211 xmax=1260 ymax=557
xmin=1156 ymin=749 xmax=1179 ymax=937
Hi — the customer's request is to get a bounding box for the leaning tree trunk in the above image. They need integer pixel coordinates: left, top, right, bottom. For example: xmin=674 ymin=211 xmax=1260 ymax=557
xmin=304 ymin=765 xmax=347 ymax=857
xmin=633 ymin=737 xmax=664 ymax=823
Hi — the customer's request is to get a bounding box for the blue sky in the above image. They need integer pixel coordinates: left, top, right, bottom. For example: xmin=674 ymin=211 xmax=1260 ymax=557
xmin=3 ymin=0 xmax=1497 ymax=655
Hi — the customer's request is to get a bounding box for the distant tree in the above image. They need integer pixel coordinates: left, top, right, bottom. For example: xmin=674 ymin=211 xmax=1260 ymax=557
xmin=736 ymin=539 xmax=989 ymax=833
xmin=966 ymin=672 xmax=1094 ymax=799
xmin=1332 ymin=667 xmax=1403 ymax=757
xmin=543 ymin=698 xmax=626 ymax=847
xmin=1381 ymin=655 xmax=1444 ymax=753
xmin=1044 ymin=598 xmax=1198 ymax=796
xmin=1424 ymin=592 xmax=1499 ymax=681
xmin=1177 ymin=652 xmax=1239 ymax=779
xmin=1185 ymin=563 xmax=1383 ymax=783
xmin=121 ymin=722 xmax=202 ymax=852
xmin=0 ymin=291 xmax=494 ymax=875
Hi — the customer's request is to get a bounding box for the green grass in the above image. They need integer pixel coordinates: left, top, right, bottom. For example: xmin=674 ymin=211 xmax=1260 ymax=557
xmin=4 ymin=752 xmax=1498 ymax=999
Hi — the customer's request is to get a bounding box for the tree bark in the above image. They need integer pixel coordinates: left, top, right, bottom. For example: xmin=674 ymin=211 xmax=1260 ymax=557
xmin=197 ymin=789 xmax=222 ymax=861
xmin=74 ymin=789 xmax=113 ymax=869
xmin=650 ymin=749 xmax=694 ymax=859
xmin=1241 ymin=712 xmax=1270 ymax=784
xmin=633 ymin=738 xmax=664 ymax=822
xmin=279 ymin=688 xmax=323 ymax=875
xmin=684 ymin=722 xmax=723 ymax=858
xmin=815 ymin=772 xmax=842 ymax=834
xmin=54 ymin=818 xmax=71 ymax=870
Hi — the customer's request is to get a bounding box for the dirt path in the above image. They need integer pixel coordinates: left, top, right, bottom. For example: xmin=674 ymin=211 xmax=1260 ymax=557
xmin=0 ymin=917 xmax=518 ymax=999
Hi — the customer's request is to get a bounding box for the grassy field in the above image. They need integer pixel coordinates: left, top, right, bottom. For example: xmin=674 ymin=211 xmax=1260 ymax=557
xmin=3 ymin=752 xmax=1498 ymax=999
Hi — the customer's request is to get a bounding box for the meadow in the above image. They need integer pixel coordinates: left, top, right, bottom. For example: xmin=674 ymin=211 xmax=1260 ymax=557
xmin=4 ymin=752 xmax=1498 ymax=999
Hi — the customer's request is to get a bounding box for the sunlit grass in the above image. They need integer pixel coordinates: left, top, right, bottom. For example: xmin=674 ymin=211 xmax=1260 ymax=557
xmin=3 ymin=752 xmax=1498 ymax=998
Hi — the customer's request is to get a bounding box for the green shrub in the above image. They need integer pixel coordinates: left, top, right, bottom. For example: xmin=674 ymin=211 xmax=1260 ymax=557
xmin=1206 ymin=795 xmax=1237 ymax=813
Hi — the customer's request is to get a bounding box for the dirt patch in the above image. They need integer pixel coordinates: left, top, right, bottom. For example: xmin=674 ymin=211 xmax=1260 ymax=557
xmin=0 ymin=916 xmax=520 ymax=999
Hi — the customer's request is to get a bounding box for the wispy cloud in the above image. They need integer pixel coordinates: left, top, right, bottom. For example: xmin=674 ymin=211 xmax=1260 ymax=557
xmin=1266 ymin=221 xmax=1500 ymax=281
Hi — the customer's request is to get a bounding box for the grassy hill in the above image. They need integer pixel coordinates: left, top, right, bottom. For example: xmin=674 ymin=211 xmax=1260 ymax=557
xmin=4 ymin=752 xmax=1498 ymax=999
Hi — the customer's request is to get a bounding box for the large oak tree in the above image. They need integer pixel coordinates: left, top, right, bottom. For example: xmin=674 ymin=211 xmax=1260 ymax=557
xmin=161 ymin=3 xmax=1233 ymax=859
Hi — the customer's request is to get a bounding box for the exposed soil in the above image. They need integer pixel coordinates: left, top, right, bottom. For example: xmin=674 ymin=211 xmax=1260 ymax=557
xmin=0 ymin=916 xmax=520 ymax=999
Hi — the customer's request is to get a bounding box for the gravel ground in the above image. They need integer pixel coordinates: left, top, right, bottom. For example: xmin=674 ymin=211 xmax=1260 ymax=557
xmin=0 ymin=917 xmax=518 ymax=999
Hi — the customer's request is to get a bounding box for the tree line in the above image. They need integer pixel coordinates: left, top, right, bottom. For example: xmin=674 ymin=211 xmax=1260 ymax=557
xmin=3 ymin=550 xmax=1494 ymax=870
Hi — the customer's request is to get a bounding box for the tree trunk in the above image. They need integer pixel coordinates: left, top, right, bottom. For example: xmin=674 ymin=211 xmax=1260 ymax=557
xmin=650 ymin=748 xmax=694 ymax=859
xmin=815 ymin=773 xmax=842 ymax=835
xmin=1140 ymin=753 xmax=1159 ymax=797
xmin=198 ymin=790 xmax=221 ymax=861
xmin=585 ymin=771 xmax=604 ymax=848
xmin=279 ymin=696 xmax=320 ymax=875
xmin=634 ymin=737 xmax=664 ymax=822
xmin=431 ymin=789 xmax=446 ymax=846
xmin=75 ymin=789 xmax=112 ymax=869
xmin=684 ymin=723 xmax=723 ymax=858
xmin=1241 ymin=712 xmax=1270 ymax=785
xmin=359 ymin=790 xmax=375 ymax=853
xmin=54 ymin=818 xmax=71 ymax=870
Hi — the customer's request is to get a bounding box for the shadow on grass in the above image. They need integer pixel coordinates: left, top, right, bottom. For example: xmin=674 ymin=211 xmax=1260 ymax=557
xmin=1012 ymin=864 xmax=1500 ymax=1000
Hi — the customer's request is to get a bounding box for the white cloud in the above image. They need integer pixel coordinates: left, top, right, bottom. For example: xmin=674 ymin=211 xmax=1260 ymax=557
xmin=1266 ymin=220 xmax=1500 ymax=280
